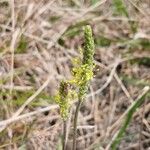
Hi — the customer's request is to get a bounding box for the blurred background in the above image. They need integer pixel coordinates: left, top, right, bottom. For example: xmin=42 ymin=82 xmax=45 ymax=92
xmin=0 ymin=0 xmax=150 ymax=149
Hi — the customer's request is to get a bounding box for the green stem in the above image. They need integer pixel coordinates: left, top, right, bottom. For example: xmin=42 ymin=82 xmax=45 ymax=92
xmin=111 ymin=86 xmax=149 ymax=150
xmin=63 ymin=120 xmax=67 ymax=150
xmin=72 ymin=99 xmax=82 ymax=150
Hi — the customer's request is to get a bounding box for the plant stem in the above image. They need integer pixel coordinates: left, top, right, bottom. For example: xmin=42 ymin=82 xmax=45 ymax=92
xmin=72 ymin=99 xmax=82 ymax=150
xmin=63 ymin=120 xmax=67 ymax=150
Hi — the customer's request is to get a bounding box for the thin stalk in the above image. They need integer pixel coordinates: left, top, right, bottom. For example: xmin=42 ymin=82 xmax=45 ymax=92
xmin=63 ymin=120 xmax=67 ymax=150
xmin=72 ymin=99 xmax=82 ymax=150
xmin=111 ymin=86 xmax=149 ymax=150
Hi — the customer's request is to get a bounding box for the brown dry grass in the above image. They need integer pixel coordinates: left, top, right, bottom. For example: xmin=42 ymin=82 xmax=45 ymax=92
xmin=0 ymin=0 xmax=150 ymax=149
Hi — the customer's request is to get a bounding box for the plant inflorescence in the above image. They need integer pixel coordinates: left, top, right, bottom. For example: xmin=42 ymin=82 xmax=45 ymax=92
xmin=54 ymin=25 xmax=95 ymax=149
xmin=55 ymin=25 xmax=95 ymax=120
xmin=70 ymin=25 xmax=95 ymax=100
xmin=54 ymin=80 xmax=76 ymax=120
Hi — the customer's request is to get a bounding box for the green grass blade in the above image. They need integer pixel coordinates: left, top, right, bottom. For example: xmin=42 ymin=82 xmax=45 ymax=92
xmin=113 ymin=0 xmax=128 ymax=17
xmin=111 ymin=86 xmax=150 ymax=150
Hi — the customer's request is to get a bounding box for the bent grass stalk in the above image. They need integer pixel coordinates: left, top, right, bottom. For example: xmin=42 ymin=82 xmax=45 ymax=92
xmin=111 ymin=86 xmax=150 ymax=150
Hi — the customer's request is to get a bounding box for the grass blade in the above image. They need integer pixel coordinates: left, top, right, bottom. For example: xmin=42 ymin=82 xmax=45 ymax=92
xmin=111 ymin=86 xmax=150 ymax=150
xmin=113 ymin=0 xmax=128 ymax=17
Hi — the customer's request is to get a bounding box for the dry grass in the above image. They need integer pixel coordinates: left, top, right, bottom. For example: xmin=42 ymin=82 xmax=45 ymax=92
xmin=0 ymin=0 xmax=150 ymax=149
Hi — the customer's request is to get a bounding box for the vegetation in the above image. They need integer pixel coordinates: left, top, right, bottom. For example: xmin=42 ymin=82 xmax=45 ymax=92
xmin=0 ymin=0 xmax=149 ymax=149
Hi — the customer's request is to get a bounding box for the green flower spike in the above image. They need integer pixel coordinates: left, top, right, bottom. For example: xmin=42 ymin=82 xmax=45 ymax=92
xmin=83 ymin=25 xmax=95 ymax=67
xmin=54 ymin=81 xmax=69 ymax=120
xmin=70 ymin=25 xmax=95 ymax=100
xmin=55 ymin=81 xmax=76 ymax=120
